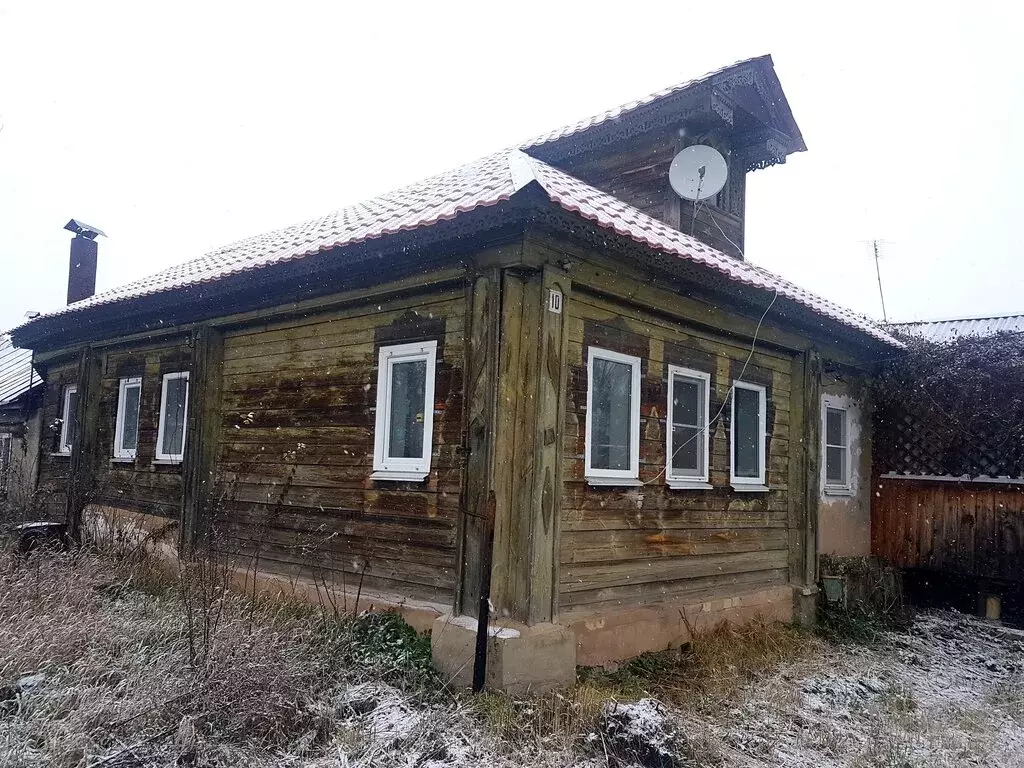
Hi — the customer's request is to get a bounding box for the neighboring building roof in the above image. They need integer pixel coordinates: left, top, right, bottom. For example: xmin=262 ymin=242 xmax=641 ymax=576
xmin=892 ymin=314 xmax=1024 ymax=343
xmin=0 ymin=334 xmax=38 ymax=406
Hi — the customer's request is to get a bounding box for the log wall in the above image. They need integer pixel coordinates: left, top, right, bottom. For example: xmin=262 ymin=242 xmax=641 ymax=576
xmin=93 ymin=338 xmax=191 ymax=519
xmin=210 ymin=288 xmax=467 ymax=606
xmin=558 ymin=282 xmax=795 ymax=619
xmin=34 ymin=359 xmax=78 ymax=519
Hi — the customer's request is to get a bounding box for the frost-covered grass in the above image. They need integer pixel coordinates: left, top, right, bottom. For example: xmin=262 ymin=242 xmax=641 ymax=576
xmin=2 ymin=541 xmax=1023 ymax=767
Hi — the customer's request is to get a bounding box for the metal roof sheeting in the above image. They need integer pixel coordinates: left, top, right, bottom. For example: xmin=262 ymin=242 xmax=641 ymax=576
xmin=0 ymin=334 xmax=38 ymax=406
xmin=893 ymin=315 xmax=1024 ymax=343
xmin=521 ymin=54 xmax=807 ymax=153
xmin=12 ymin=149 xmax=898 ymax=348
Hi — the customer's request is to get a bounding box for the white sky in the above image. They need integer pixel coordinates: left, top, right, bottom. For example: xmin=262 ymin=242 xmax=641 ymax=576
xmin=1 ymin=1 xmax=1021 ymax=335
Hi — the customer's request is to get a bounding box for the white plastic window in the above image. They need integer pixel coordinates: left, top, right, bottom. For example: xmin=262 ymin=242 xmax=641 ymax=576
xmin=666 ymin=366 xmax=711 ymax=488
xmin=730 ymin=381 xmax=767 ymax=488
xmin=156 ymin=372 xmax=189 ymax=462
xmin=585 ymin=347 xmax=641 ymax=486
xmin=824 ymin=406 xmax=850 ymax=490
xmin=59 ymin=385 xmax=79 ymax=455
xmin=114 ymin=377 xmax=142 ymax=460
xmin=372 ymin=340 xmax=437 ymax=482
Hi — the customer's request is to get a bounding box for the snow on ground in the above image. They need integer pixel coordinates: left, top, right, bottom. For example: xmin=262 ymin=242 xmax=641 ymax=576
xmin=305 ymin=610 xmax=1024 ymax=767
xmin=707 ymin=611 xmax=1024 ymax=767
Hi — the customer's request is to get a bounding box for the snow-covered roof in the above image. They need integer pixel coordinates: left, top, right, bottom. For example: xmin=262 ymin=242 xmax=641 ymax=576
xmin=522 ymin=54 xmax=805 ymax=154
xmin=892 ymin=314 xmax=1024 ymax=343
xmin=13 ymin=58 xmax=893 ymax=349
xmin=0 ymin=334 xmax=38 ymax=406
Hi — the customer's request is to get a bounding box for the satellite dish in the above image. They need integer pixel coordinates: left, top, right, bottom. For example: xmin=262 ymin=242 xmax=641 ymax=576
xmin=669 ymin=145 xmax=728 ymax=201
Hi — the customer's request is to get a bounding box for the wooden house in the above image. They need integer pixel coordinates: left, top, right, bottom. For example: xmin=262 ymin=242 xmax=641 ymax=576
xmin=10 ymin=55 xmax=900 ymax=689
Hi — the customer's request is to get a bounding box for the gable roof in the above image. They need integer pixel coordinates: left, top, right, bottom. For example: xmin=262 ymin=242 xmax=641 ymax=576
xmin=522 ymin=54 xmax=806 ymax=162
xmin=12 ymin=58 xmax=894 ymax=349
xmin=892 ymin=313 xmax=1024 ymax=343
xmin=0 ymin=334 xmax=39 ymax=407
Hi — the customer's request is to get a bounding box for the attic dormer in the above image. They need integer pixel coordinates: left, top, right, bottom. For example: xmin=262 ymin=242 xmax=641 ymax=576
xmin=522 ymin=55 xmax=805 ymax=260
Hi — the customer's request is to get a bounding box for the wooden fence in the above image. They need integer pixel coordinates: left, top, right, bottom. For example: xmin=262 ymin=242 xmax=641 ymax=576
xmin=872 ymin=476 xmax=1024 ymax=582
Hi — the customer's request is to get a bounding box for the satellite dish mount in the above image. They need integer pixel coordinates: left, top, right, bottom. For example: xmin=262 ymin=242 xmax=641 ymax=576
xmin=669 ymin=145 xmax=729 ymax=201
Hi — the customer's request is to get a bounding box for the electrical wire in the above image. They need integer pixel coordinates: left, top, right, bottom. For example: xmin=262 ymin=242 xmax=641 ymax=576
xmin=643 ymin=201 xmax=778 ymax=487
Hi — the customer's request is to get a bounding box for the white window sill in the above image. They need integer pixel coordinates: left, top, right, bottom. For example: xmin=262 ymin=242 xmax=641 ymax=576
xmin=666 ymin=480 xmax=713 ymax=490
xmin=585 ymin=476 xmax=643 ymax=487
xmin=371 ymin=470 xmax=429 ymax=482
xmin=50 ymin=452 xmax=71 ymax=458
xmin=823 ymin=486 xmax=854 ymax=497
xmin=731 ymin=483 xmax=770 ymax=493
xmin=152 ymin=459 xmax=183 ymax=466
xmin=110 ymin=457 xmax=136 ymax=464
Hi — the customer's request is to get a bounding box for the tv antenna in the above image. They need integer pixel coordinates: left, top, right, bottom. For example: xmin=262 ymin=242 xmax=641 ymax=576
xmin=669 ymin=145 xmax=728 ymax=201
xmin=871 ymin=239 xmax=888 ymax=322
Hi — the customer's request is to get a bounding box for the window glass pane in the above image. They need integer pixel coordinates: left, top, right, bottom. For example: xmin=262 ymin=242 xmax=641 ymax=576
xmin=388 ymin=359 xmax=426 ymax=459
xmin=121 ymin=385 xmax=141 ymax=452
xmin=826 ymin=408 xmax=845 ymax=447
xmin=734 ymin=387 xmax=761 ymax=478
xmin=673 ymin=378 xmax=700 ymax=427
xmin=672 ymin=425 xmax=702 ymax=475
xmin=826 ymin=446 xmax=847 ymax=485
xmin=161 ymin=378 xmax=188 ymax=456
xmin=671 ymin=375 xmax=705 ymax=476
xmin=591 ymin=357 xmax=632 ymax=471
xmin=66 ymin=390 xmax=79 ymax=449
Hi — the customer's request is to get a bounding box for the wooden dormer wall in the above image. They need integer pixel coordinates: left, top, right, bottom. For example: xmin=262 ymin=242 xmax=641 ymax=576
xmin=561 ymin=128 xmax=746 ymax=260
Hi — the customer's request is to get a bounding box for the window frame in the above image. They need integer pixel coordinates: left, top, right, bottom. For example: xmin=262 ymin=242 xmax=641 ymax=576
xmin=113 ymin=376 xmax=143 ymax=460
xmin=729 ymin=380 xmax=767 ymax=490
xmin=371 ymin=340 xmax=437 ymax=482
xmin=58 ymin=385 xmax=79 ymax=455
xmin=584 ymin=347 xmax=642 ymax=486
xmin=823 ymin=403 xmax=852 ymax=494
xmin=665 ymin=365 xmax=712 ymax=489
xmin=155 ymin=371 xmax=190 ymax=464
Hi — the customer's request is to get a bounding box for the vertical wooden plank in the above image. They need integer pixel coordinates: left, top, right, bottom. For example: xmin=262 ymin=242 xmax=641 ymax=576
xmin=802 ymin=350 xmax=821 ymax=586
xmin=181 ymin=325 xmax=224 ymax=551
xmin=489 ymin=271 xmax=526 ymax=616
xmin=527 ymin=264 xmax=571 ymax=624
xmin=66 ymin=346 xmax=101 ymax=541
xmin=974 ymin=487 xmax=994 ymax=580
xmin=787 ymin=352 xmax=806 ymax=586
xmin=458 ymin=270 xmax=500 ymax=616
xmin=508 ymin=270 xmax=543 ymax=620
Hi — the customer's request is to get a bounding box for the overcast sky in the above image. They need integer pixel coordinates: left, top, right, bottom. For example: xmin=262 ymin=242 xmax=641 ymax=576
xmin=1 ymin=1 xmax=1021 ymax=336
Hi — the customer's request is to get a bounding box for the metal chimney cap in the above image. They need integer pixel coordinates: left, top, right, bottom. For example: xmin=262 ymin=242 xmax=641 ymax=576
xmin=64 ymin=219 xmax=106 ymax=239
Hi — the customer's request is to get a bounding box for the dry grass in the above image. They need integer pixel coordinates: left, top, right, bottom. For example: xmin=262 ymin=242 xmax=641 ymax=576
xmin=0 ymin=540 xmax=442 ymax=767
xmin=471 ymin=615 xmax=818 ymax=763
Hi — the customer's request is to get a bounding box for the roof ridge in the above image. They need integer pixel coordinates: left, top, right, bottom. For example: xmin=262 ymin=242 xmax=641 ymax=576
xmin=892 ymin=312 xmax=1024 ymax=326
xmin=519 ymin=54 xmax=773 ymax=151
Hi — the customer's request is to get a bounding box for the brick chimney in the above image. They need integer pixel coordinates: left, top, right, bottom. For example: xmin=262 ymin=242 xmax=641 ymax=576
xmin=64 ymin=219 xmax=105 ymax=304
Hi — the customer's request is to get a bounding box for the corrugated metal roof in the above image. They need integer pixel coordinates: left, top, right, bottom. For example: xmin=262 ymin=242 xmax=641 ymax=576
xmin=0 ymin=334 xmax=38 ymax=406
xmin=13 ymin=149 xmax=897 ymax=347
xmin=893 ymin=314 xmax=1024 ymax=343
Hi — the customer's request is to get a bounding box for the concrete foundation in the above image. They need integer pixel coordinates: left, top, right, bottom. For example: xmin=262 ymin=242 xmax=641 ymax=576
xmin=567 ymin=585 xmax=794 ymax=667
xmin=431 ymin=613 xmax=577 ymax=693
xmin=792 ymin=584 xmax=819 ymax=627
